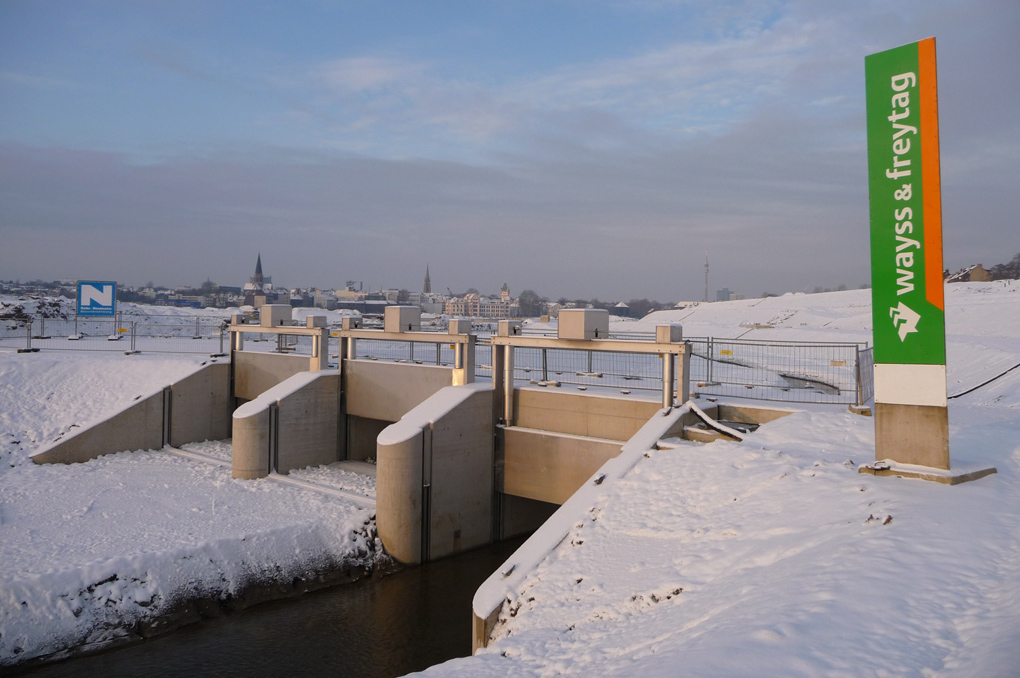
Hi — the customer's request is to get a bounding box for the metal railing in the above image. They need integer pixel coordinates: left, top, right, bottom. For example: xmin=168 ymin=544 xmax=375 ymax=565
xmin=3 ymin=314 xmax=875 ymax=406
xmin=0 ymin=318 xmax=229 ymax=355
xmin=686 ymin=337 xmax=869 ymax=405
xmin=857 ymin=347 xmax=875 ymax=404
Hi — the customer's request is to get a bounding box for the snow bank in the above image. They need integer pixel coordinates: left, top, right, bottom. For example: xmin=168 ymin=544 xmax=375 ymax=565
xmin=418 ymin=283 xmax=1020 ymax=677
xmin=0 ymin=352 xmax=379 ymax=666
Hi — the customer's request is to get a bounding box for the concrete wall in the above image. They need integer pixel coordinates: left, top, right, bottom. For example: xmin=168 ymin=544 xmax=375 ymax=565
xmin=502 ymin=428 xmax=623 ymax=505
xmin=346 ymin=415 xmax=391 ymax=461
xmin=232 ymin=404 xmax=271 ymax=480
xmin=515 ymin=387 xmax=660 ymax=441
xmin=31 ymin=390 xmax=166 ymax=465
xmin=376 ymin=384 xmax=494 ymax=565
xmin=32 ymin=362 xmax=231 ymax=465
xmin=232 ymin=371 xmax=340 ymax=479
xmin=344 ymin=360 xmax=455 ymax=422
xmin=499 ymin=495 xmax=559 ymax=540
xmin=170 ymin=362 xmax=231 ymax=446
xmin=234 ymin=351 xmax=311 ymax=402
xmin=472 ymin=404 xmax=694 ymax=653
xmin=276 ymin=373 xmax=339 ymax=473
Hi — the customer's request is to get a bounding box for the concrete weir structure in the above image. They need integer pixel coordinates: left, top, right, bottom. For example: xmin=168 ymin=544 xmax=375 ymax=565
xmin=224 ymin=307 xmax=702 ymax=566
xmin=37 ymin=306 xmax=772 ymax=575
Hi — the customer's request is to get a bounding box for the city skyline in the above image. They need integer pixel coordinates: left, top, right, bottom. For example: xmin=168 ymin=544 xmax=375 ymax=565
xmin=2 ymin=1 xmax=1017 ymax=300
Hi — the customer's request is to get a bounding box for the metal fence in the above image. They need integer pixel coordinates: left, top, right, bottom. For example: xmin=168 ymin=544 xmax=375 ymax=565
xmin=338 ymin=333 xmax=872 ymax=405
xmin=343 ymin=337 xmax=463 ymax=367
xmin=686 ymin=337 xmax=869 ymax=405
xmin=856 ymin=347 xmax=875 ymax=404
xmin=0 ymin=317 xmax=230 ymax=355
xmin=3 ymin=315 xmax=874 ymax=405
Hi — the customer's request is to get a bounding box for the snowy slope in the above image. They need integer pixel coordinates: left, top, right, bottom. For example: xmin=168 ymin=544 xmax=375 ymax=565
xmin=418 ymin=283 xmax=1020 ymax=677
xmin=0 ymin=352 xmax=379 ymax=666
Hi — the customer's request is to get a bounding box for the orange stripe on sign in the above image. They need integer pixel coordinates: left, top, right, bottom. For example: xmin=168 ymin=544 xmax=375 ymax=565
xmin=918 ymin=37 xmax=944 ymax=311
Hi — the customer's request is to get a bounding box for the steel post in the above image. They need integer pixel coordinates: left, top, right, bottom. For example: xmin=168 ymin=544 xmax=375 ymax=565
xmin=503 ymin=344 xmax=514 ymax=424
xmin=662 ymin=353 xmax=675 ymax=408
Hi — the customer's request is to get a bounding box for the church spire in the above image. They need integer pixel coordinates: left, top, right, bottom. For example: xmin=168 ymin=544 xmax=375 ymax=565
xmin=253 ymin=253 xmax=264 ymax=289
xmin=423 ymin=264 xmax=432 ymax=294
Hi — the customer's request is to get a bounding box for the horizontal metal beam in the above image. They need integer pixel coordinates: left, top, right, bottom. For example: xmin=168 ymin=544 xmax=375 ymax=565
xmin=229 ymin=324 xmax=328 ymax=337
xmin=489 ymin=335 xmax=689 ymax=355
xmin=336 ymin=329 xmax=473 ymax=344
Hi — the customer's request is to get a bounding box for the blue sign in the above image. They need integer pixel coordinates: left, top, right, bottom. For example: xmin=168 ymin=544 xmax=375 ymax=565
xmin=77 ymin=281 xmax=117 ymax=317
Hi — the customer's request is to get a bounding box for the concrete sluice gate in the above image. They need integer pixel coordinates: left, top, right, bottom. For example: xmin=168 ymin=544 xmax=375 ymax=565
xmin=31 ymin=306 xmax=792 ymax=570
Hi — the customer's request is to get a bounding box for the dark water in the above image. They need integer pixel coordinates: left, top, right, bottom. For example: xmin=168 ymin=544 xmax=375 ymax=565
xmin=16 ymin=537 xmax=525 ymax=678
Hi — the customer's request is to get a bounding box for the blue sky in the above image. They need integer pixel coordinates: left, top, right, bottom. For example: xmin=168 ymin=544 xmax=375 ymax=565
xmin=1 ymin=0 xmax=1018 ymax=300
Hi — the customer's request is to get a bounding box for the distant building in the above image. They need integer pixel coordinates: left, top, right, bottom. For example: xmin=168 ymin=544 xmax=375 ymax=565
xmin=446 ymin=293 xmax=480 ymax=317
xmin=423 ymin=265 xmax=432 ymax=294
xmin=610 ymin=302 xmax=630 ymax=317
xmin=313 ymin=290 xmax=338 ymax=310
xmin=444 ymin=285 xmax=520 ymax=318
xmin=242 ymin=253 xmax=286 ymax=307
xmin=945 ymin=264 xmax=991 ymax=283
xmin=335 ymin=285 xmax=364 ymax=301
xmin=716 ymin=288 xmax=745 ymax=302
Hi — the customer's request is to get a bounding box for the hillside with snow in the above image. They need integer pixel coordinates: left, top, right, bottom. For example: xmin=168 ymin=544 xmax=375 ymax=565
xmin=0 ymin=353 xmax=381 ymax=667
xmin=421 ymin=282 xmax=1020 ymax=677
xmin=1 ymin=283 xmax=1018 ymax=673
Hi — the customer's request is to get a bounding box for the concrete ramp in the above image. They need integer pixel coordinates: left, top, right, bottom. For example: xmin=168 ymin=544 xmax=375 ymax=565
xmin=32 ymin=362 xmax=231 ymax=465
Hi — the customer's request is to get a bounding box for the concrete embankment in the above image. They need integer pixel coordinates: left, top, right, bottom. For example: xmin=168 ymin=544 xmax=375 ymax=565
xmin=30 ymin=361 xmax=231 ymax=465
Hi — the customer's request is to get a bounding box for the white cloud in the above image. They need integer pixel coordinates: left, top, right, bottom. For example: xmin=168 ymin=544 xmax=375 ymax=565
xmin=315 ymin=57 xmax=427 ymax=92
xmin=0 ymin=71 xmax=75 ymax=88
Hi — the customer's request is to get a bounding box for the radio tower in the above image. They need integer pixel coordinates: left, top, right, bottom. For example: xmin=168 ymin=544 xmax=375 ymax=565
xmin=704 ymin=251 xmax=709 ymax=303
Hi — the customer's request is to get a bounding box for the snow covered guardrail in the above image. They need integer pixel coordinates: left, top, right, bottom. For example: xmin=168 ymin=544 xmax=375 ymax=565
xmin=471 ymin=402 xmax=693 ymax=652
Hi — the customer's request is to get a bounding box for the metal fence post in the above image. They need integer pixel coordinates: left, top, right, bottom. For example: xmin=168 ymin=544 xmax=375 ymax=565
xmin=503 ymin=344 xmax=515 ymax=424
xmin=707 ymin=337 xmax=714 ymax=384
xmin=541 ymin=348 xmax=548 ymax=382
xmin=855 ymin=345 xmax=862 ymax=406
xmin=25 ymin=322 xmax=31 ymax=351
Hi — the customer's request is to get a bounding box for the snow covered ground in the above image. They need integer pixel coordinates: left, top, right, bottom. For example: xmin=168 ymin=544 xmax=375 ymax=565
xmin=0 ymin=352 xmax=380 ymax=667
xmin=2 ymin=283 xmax=1018 ymax=673
xmin=419 ymin=282 xmax=1020 ymax=677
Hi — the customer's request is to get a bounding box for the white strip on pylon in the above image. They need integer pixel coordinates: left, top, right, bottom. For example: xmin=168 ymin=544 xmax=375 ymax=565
xmin=874 ymin=363 xmax=947 ymax=407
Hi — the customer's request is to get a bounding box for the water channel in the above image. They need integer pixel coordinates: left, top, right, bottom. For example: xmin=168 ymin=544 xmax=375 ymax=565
xmin=14 ymin=536 xmax=526 ymax=678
